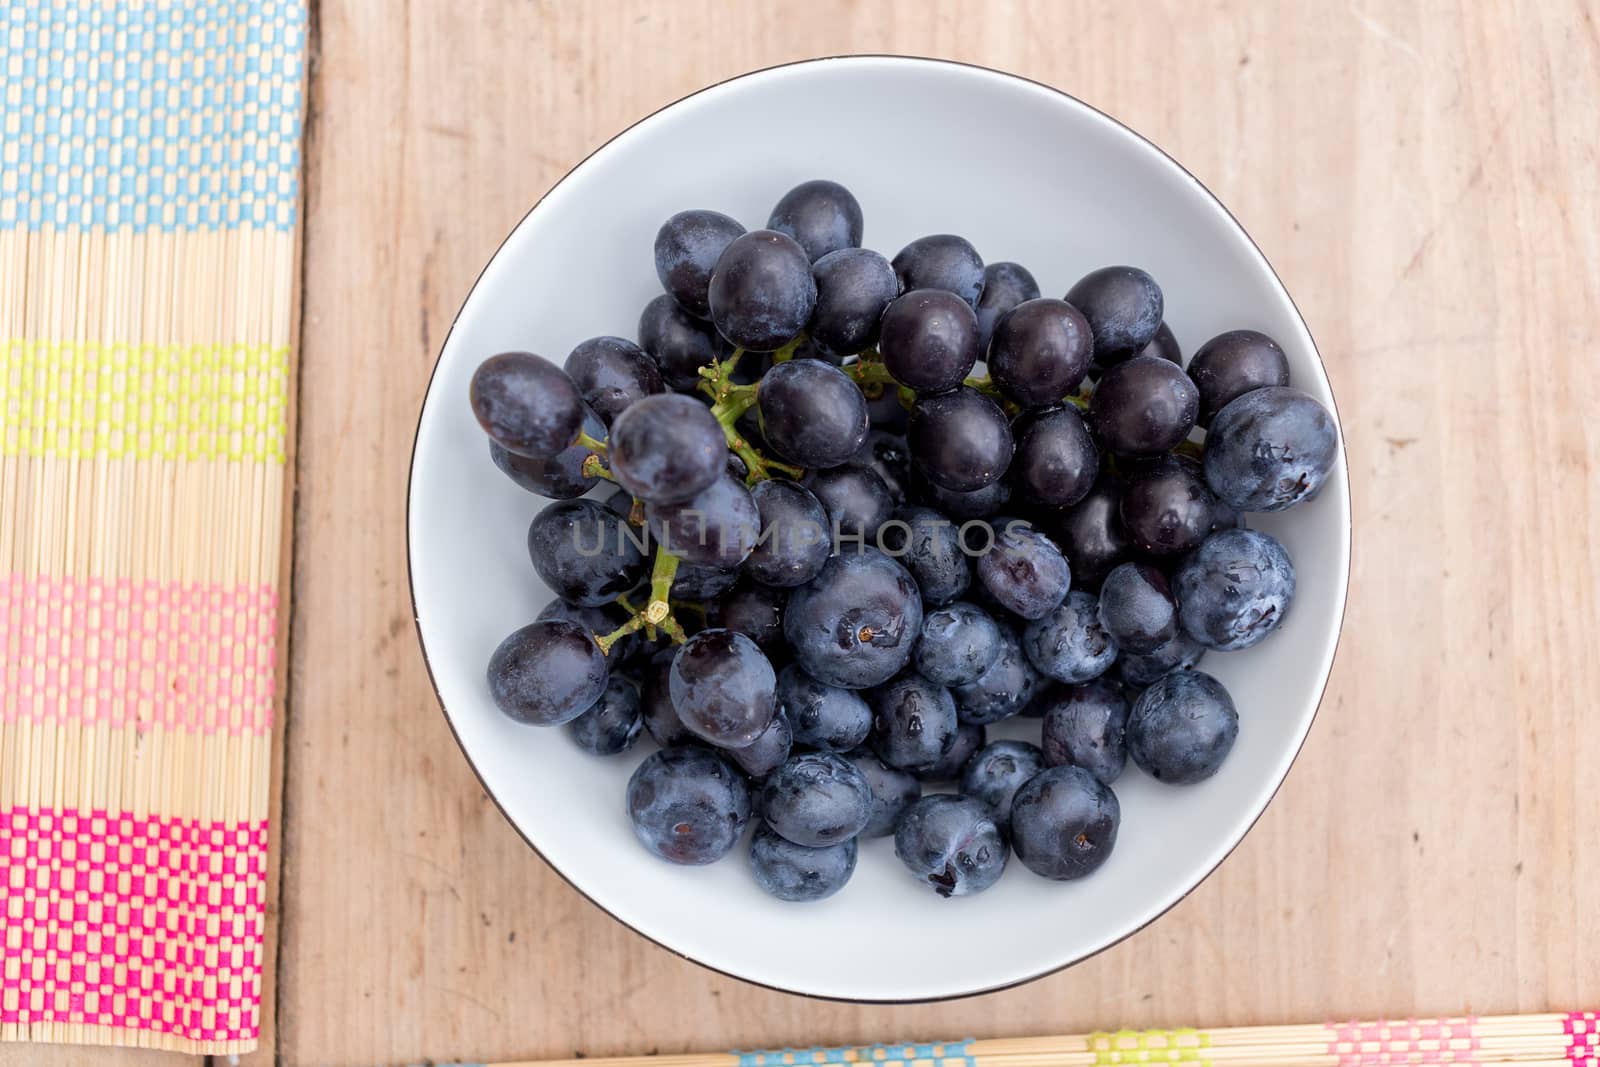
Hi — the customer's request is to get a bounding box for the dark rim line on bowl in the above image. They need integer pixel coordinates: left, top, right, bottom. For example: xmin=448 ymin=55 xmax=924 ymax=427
xmin=404 ymin=54 xmax=1353 ymax=1005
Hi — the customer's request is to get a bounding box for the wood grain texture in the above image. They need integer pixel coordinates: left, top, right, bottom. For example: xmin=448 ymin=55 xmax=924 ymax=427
xmin=266 ymin=1 xmax=1600 ymax=1066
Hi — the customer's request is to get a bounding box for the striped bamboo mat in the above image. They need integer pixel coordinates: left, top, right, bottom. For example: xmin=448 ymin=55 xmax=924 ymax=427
xmin=0 ymin=0 xmax=307 ymax=1054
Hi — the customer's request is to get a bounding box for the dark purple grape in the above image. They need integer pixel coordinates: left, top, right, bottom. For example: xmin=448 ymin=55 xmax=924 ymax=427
xmin=767 ymin=179 xmax=864 ymax=262
xmin=842 ymin=749 xmax=920 ymax=837
xmin=913 ymin=720 xmax=986 ymax=783
xmin=708 ymin=229 xmax=817 ymax=351
xmin=536 ymin=598 xmax=636 ymax=661
xmin=641 ymin=648 xmax=690 ymax=745
xmin=1116 ymin=631 xmax=1205 ymax=687
xmin=961 ymin=739 xmax=1045 ymax=828
xmin=975 ymin=261 xmax=1041 ymax=353
xmin=1137 ymin=321 xmax=1183 ymax=366
xmin=670 ymin=562 xmax=739 ymax=602
xmin=707 ymin=578 xmax=787 ymax=647
xmin=908 ymin=467 xmax=1011 ymax=520
xmin=846 ymin=430 xmax=910 ymax=504
xmin=1038 ymin=678 xmax=1129 ymax=784
xmin=638 ymin=293 xmax=726 ymax=391
xmin=563 ymin=336 xmax=664 ymax=426
xmin=1187 ymin=329 xmax=1290 ymax=426
xmin=1088 ymin=354 xmax=1200 ymax=456
xmin=975 ymin=520 xmax=1071 ymax=620
xmin=864 ymin=384 xmax=910 ymax=434
xmin=743 ymin=479 xmax=830 ymax=588
xmin=806 ymin=465 xmax=893 ymax=541
xmin=784 ymin=550 xmax=923 ymax=689
xmin=626 ymin=746 xmax=751 ymax=865
xmin=486 ymin=619 xmax=608 ymax=726
xmin=527 ymin=498 xmax=648 ymax=606
xmin=1173 ymin=528 xmax=1295 ymax=651
xmin=893 ymin=794 xmax=1008 ymax=897
xmin=488 ymin=401 xmax=605 ymax=499
xmin=1097 ymin=562 xmax=1178 ymax=653
xmin=469 ymin=352 xmax=584 ymax=459
xmin=988 ymin=298 xmax=1093 ymax=407
xmin=1065 ymin=265 xmax=1164 ymax=366
xmin=787 ymin=335 xmax=846 ymax=366
xmin=608 ymin=393 xmax=726 ymax=505
xmin=1127 ymin=670 xmax=1238 ymax=784
xmin=878 ymin=289 xmax=980 ymax=394
xmin=1043 ymin=475 xmax=1133 ymax=591
xmin=1022 ymin=591 xmax=1118 ymax=683
xmin=729 ymin=707 xmax=793 ymax=779
xmin=808 ymin=248 xmax=898 ymax=357
xmin=1010 ymin=405 xmax=1097 ymax=509
xmin=869 ymin=671 xmax=959 ymax=771
xmin=566 ymin=676 xmax=643 ymax=755
xmin=1010 ymin=765 xmax=1120 ymax=879
xmin=1119 ymin=454 xmax=1219 ymax=556
xmin=654 ymin=209 xmax=746 ymax=319
xmin=892 ymin=234 xmax=985 ymax=308
xmin=908 ymin=386 xmax=1013 ymax=492
xmin=778 ymin=664 xmax=873 ymax=752
xmin=756 ymin=358 xmax=869 ymax=469
xmin=646 ymin=472 xmax=760 ymax=568
xmin=878 ymin=505 xmax=970 ymax=604
xmin=1203 ymin=386 xmax=1338 ymax=512
xmin=749 ymin=825 xmax=856 ymax=901
xmin=670 ymin=628 xmax=777 ymax=748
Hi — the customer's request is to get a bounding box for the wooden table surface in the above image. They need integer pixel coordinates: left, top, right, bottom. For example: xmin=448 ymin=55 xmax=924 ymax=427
xmin=10 ymin=2 xmax=1600 ymax=1065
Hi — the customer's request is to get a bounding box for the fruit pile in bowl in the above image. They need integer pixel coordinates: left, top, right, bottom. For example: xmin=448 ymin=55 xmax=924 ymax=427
xmin=408 ymin=56 xmax=1349 ymax=1001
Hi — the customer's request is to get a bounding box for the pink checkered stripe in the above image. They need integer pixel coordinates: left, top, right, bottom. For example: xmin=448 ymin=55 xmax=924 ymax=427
xmin=1566 ymin=1013 xmax=1600 ymax=1066
xmin=0 ymin=574 xmax=277 ymax=735
xmin=1324 ymin=1018 xmax=1480 ymax=1065
xmin=0 ymin=806 xmax=267 ymax=1043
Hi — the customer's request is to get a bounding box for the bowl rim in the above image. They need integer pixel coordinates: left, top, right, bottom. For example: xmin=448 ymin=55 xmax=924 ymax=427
xmin=404 ymin=53 xmax=1353 ymax=1004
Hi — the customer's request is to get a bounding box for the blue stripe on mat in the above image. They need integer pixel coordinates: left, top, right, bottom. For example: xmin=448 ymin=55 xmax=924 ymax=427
xmin=736 ymin=1042 xmax=978 ymax=1067
xmin=0 ymin=0 xmax=306 ymax=232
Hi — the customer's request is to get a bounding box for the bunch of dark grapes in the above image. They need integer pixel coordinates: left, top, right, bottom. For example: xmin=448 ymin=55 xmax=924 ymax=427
xmin=467 ymin=179 xmax=1339 ymax=901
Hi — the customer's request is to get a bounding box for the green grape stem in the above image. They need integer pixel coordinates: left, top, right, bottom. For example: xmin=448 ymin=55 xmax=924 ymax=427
xmin=575 ymin=430 xmax=609 ymax=454
xmin=580 ymin=453 xmax=616 ymax=482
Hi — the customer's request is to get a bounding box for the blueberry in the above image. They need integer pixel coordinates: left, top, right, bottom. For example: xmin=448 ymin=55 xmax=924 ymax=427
xmin=761 ymin=752 xmax=874 ymax=846
xmin=1097 ymin=562 xmax=1179 ymax=653
xmin=914 ymin=601 xmax=1002 ymax=687
xmin=960 ymin=739 xmax=1046 ymax=828
xmin=805 ymin=465 xmax=894 ymax=540
xmin=976 ymin=521 xmax=1072 ymax=620
xmin=743 ymin=479 xmax=831 ymax=588
xmin=1010 ymin=765 xmax=1120 ymax=880
xmin=893 ymin=794 xmax=1009 ymax=897
xmin=654 ymin=209 xmax=746 ymax=319
xmin=1065 ymin=266 xmax=1164 ymax=365
xmin=1022 ymin=591 xmax=1118 ymax=683
xmin=950 ymin=623 xmax=1042 ymax=725
xmin=626 ymin=746 xmax=752 ymax=865
xmin=749 ymin=825 xmax=858 ymax=902
xmin=777 ymin=664 xmax=873 ymax=752
xmin=487 ymin=402 xmax=606 ymax=499
xmin=974 ymin=261 xmax=1042 ymax=353
xmin=892 ymin=234 xmax=985 ymax=308
xmin=487 ymin=619 xmax=609 ymax=726
xmin=869 ymin=671 xmax=959 ymax=771
xmin=1038 ymin=678 xmax=1129 ymax=784
xmin=638 ymin=293 xmax=726 ymax=391
xmin=878 ymin=505 xmax=970 ymax=605
xmin=913 ymin=720 xmax=986 ymax=782
xmin=1172 ymin=528 xmax=1296 ymax=651
xmin=563 ymin=336 xmax=665 ymax=425
xmin=1203 ymin=386 xmax=1338 ymax=512
xmin=1186 ymin=329 xmax=1291 ymax=426
xmin=709 ymin=230 xmax=817 ymax=352
xmin=566 ymin=676 xmax=643 ymax=755
xmin=809 ymin=248 xmax=899 ymax=358
xmin=729 ymin=707 xmax=793 ymax=779
xmin=784 ymin=549 xmax=923 ymax=689
xmin=1127 ymin=670 xmax=1239 ymax=784
xmin=1116 ymin=631 xmax=1205 ymax=687
xmin=842 ymin=749 xmax=921 ymax=837
xmin=669 ymin=629 xmax=778 ymax=748
xmin=640 ymin=648 xmax=691 ymax=746
xmin=707 ymin=579 xmax=787 ymax=647
xmin=767 ymin=179 xmax=864 ymax=262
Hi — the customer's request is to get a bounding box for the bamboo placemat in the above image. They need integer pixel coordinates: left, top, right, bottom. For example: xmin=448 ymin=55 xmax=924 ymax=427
xmin=0 ymin=0 xmax=307 ymax=1054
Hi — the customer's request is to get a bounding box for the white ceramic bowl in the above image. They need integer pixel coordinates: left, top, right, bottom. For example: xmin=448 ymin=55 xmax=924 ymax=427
xmin=409 ymin=56 xmax=1351 ymax=1002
